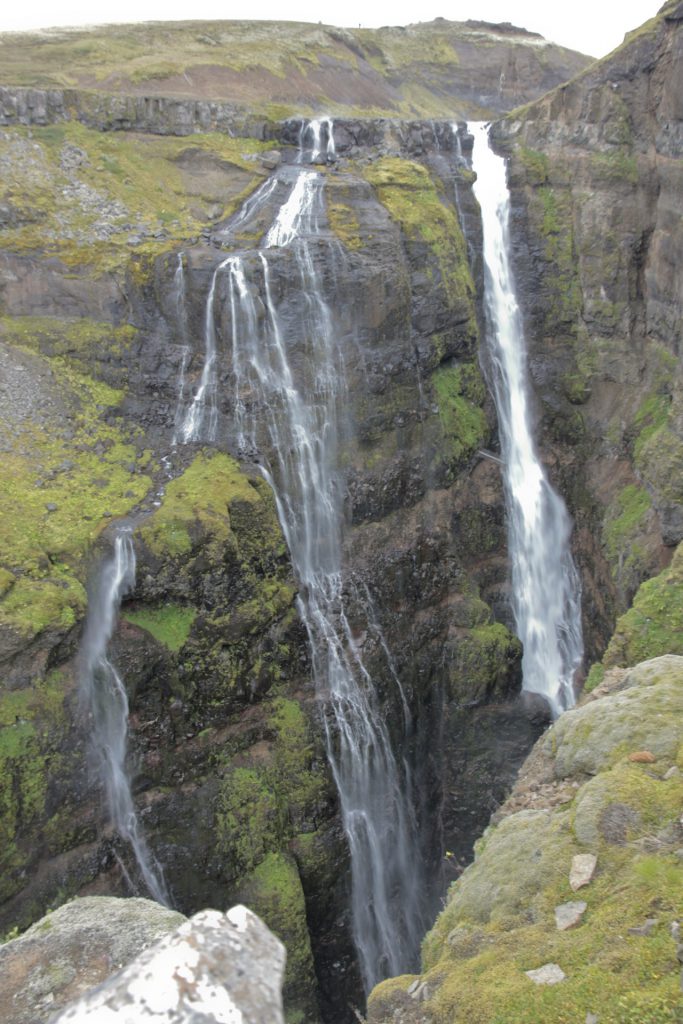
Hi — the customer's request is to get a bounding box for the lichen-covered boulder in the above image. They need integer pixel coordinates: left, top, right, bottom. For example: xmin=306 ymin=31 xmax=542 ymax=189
xmin=547 ymin=655 xmax=683 ymax=778
xmin=50 ymin=905 xmax=285 ymax=1024
xmin=0 ymin=897 xmax=185 ymax=1024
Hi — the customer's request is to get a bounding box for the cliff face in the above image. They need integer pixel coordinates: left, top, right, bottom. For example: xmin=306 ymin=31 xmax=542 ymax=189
xmin=493 ymin=0 xmax=683 ymax=666
xmin=1 ymin=7 xmax=681 ymax=1023
xmin=0 ymin=111 xmax=535 ymax=1021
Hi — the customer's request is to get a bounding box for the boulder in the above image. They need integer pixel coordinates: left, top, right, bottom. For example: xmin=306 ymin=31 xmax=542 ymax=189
xmin=0 ymin=897 xmax=185 ymax=1024
xmin=50 ymin=905 xmax=285 ymax=1023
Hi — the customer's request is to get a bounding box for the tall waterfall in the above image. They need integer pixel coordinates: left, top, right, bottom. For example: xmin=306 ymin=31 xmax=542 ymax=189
xmin=218 ymin=169 xmax=426 ymax=991
xmin=176 ymin=255 xmax=227 ymax=444
xmin=79 ymin=528 xmax=170 ymax=906
xmin=469 ymin=122 xmax=583 ymax=717
xmin=171 ymin=252 xmax=191 ymax=446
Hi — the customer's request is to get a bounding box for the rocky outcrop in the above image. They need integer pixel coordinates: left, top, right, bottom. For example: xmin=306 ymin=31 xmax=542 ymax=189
xmin=369 ymin=655 xmax=683 ymax=1023
xmin=50 ymin=905 xmax=285 ymax=1024
xmin=0 ymin=897 xmax=286 ymax=1024
xmin=0 ymin=896 xmax=185 ymax=1024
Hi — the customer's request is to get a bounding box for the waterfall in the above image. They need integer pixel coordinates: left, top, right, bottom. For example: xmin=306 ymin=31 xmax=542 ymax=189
xmin=298 ymin=118 xmax=336 ymax=163
xmin=171 ymin=252 xmax=191 ymax=446
xmin=176 ymin=256 xmax=229 ymax=444
xmin=79 ymin=528 xmax=170 ymax=906
xmin=219 ymin=169 xmax=426 ymax=992
xmin=469 ymin=122 xmax=583 ymax=717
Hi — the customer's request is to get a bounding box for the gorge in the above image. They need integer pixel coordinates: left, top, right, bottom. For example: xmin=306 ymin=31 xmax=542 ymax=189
xmin=0 ymin=4 xmax=682 ymax=1023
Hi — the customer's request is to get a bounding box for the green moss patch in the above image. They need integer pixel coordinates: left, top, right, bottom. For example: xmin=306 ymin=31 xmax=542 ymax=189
xmin=138 ymin=452 xmax=262 ymax=559
xmin=0 ymin=672 xmax=70 ymax=902
xmin=432 ymin=361 xmax=488 ymax=469
xmin=326 ymin=180 xmax=363 ymax=251
xmin=0 ymin=122 xmax=267 ymax=272
xmin=236 ymin=852 xmax=318 ymax=1021
xmin=0 ymin=346 xmax=151 ymax=637
xmin=602 ymin=483 xmax=652 ymax=594
xmin=601 ymin=544 xmax=683 ymax=669
xmin=364 ymin=158 xmax=476 ymax=322
xmin=215 ymin=697 xmax=326 ymax=877
xmin=548 ymin=656 xmax=683 ymax=777
xmin=122 ymin=604 xmax=196 ymax=652
xmin=447 ymin=622 xmax=521 ymax=704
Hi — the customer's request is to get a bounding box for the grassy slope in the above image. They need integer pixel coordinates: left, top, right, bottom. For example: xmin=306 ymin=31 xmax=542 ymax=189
xmin=0 ymin=18 xmax=591 ymax=118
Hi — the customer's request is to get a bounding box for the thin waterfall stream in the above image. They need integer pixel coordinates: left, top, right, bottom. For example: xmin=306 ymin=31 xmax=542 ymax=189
xmin=469 ymin=121 xmax=584 ymax=716
xmin=78 ymin=528 xmax=170 ymax=906
xmin=178 ymin=159 xmax=428 ymax=991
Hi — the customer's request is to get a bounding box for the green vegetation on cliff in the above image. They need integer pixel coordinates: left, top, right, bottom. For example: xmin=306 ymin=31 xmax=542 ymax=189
xmin=215 ymin=697 xmax=327 ymax=1019
xmin=138 ymin=451 xmax=277 ymax=560
xmin=599 ymin=542 xmax=683 ymax=670
xmin=0 ymin=339 xmax=151 ymax=638
xmin=215 ymin=696 xmax=326 ymax=877
xmin=0 ymin=122 xmax=267 ymax=272
xmin=364 ymin=158 xmax=476 ymax=323
xmin=0 ymin=670 xmax=73 ymax=905
xmin=236 ymin=852 xmax=319 ymax=1022
xmin=432 ymin=361 xmax=488 ymax=469
xmin=121 ymin=605 xmax=196 ymax=652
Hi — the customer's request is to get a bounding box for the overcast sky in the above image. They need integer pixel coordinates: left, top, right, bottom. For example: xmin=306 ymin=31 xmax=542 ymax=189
xmin=0 ymin=0 xmax=664 ymax=59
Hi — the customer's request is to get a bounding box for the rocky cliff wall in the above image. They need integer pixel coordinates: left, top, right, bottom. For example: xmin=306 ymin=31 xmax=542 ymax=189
xmin=0 ymin=113 xmax=540 ymax=1023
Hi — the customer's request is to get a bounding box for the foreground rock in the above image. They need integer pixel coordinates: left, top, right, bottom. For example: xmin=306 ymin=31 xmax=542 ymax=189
xmin=554 ymin=901 xmax=587 ymax=931
xmin=0 ymin=897 xmax=185 ymax=1024
xmin=368 ymin=656 xmax=683 ymax=1023
xmin=51 ymin=905 xmax=284 ymax=1023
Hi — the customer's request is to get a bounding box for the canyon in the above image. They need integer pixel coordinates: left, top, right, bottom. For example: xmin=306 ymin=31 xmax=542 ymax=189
xmin=0 ymin=4 xmax=682 ymax=1023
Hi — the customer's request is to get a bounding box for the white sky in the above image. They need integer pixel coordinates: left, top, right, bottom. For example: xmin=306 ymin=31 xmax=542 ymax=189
xmin=0 ymin=0 xmax=664 ymax=59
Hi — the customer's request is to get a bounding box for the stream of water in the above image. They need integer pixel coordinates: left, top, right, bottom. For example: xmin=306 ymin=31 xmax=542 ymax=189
xmin=78 ymin=528 xmax=170 ymax=905
xmin=196 ymin=165 xmax=427 ymax=992
xmin=469 ymin=121 xmax=584 ymax=716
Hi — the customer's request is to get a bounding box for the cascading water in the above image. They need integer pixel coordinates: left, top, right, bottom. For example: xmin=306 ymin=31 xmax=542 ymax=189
xmin=215 ymin=168 xmax=427 ymax=992
xmin=298 ymin=117 xmax=336 ymax=164
xmin=176 ymin=256 xmax=229 ymax=444
xmin=171 ymin=252 xmax=191 ymax=446
xmin=79 ymin=528 xmax=170 ymax=906
xmin=469 ymin=121 xmax=583 ymax=717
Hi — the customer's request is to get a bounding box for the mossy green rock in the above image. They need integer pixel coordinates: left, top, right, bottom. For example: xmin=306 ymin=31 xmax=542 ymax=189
xmin=235 ymin=852 xmax=319 ymax=1024
xmin=423 ymin=809 xmax=575 ymax=952
xmin=600 ymin=543 xmax=683 ymax=669
xmin=547 ymin=656 xmax=683 ymax=778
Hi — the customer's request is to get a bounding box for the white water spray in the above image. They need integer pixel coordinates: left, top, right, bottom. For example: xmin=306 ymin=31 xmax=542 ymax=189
xmin=222 ymin=170 xmax=426 ymax=991
xmin=469 ymin=122 xmax=583 ymax=717
xmin=171 ymin=252 xmax=191 ymax=446
xmin=177 ymin=256 xmax=231 ymax=444
xmin=79 ymin=529 xmax=170 ymax=905
xmin=298 ymin=118 xmax=336 ymax=163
